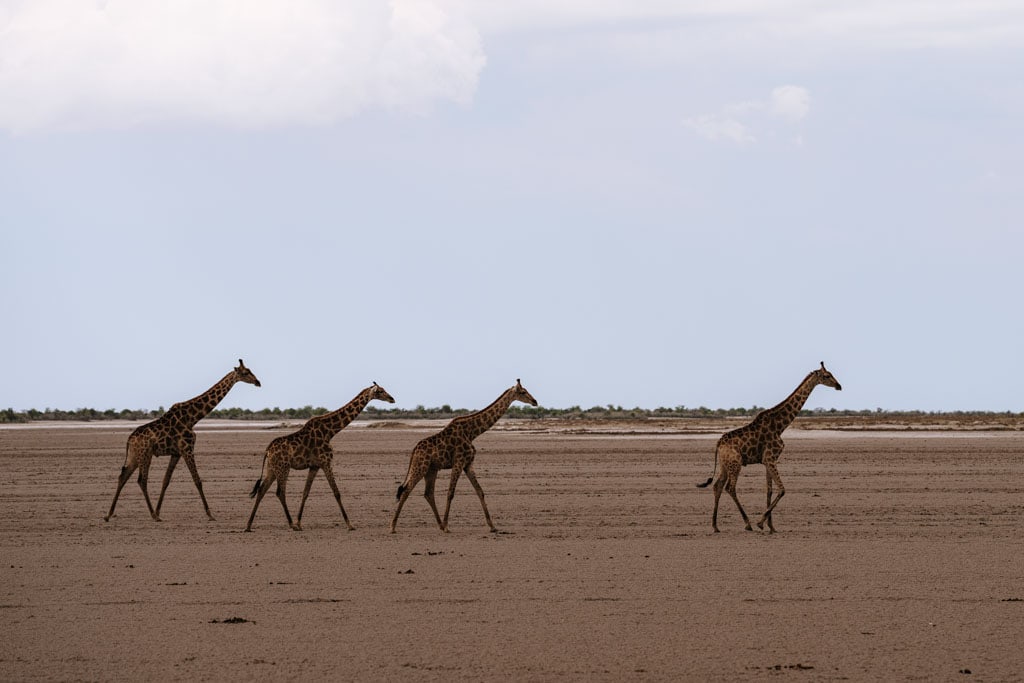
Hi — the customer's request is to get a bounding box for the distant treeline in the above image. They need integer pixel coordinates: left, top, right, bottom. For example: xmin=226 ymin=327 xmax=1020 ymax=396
xmin=2 ymin=405 xmax=1021 ymax=424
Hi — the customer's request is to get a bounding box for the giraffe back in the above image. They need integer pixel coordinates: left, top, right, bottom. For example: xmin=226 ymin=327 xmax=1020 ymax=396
xmin=266 ymin=430 xmax=330 ymax=470
xmin=719 ymin=417 xmax=785 ymax=466
xmin=414 ymin=428 xmax=469 ymax=469
xmin=128 ymin=413 xmax=196 ymax=457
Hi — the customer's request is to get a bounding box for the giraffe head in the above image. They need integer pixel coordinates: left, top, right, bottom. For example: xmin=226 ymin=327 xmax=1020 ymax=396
xmin=234 ymin=359 xmax=262 ymax=387
xmin=815 ymin=362 xmax=842 ymax=391
xmin=512 ymin=379 xmax=539 ymax=406
xmin=369 ymin=381 xmax=396 ymax=404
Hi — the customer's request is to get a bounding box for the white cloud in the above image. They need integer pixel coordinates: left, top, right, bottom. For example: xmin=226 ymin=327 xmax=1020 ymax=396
xmin=681 ymin=115 xmax=754 ymax=145
xmin=684 ymin=85 xmax=810 ymax=145
xmin=769 ymin=85 xmax=810 ymax=122
xmin=0 ymin=0 xmax=486 ymax=132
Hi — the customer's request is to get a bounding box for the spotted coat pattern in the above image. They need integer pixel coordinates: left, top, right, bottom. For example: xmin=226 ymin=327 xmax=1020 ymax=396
xmin=245 ymin=383 xmax=395 ymax=531
xmin=697 ymin=363 xmax=842 ymax=533
xmin=389 ymin=380 xmax=538 ymax=534
xmin=104 ymin=360 xmax=262 ymax=522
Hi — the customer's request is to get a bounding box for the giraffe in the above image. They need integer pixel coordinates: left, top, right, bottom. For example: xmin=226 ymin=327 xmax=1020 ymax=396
xmin=245 ymin=382 xmax=396 ymax=532
xmin=696 ymin=362 xmax=842 ymax=533
xmin=389 ymin=379 xmax=538 ymax=534
xmin=104 ymin=359 xmax=261 ymax=522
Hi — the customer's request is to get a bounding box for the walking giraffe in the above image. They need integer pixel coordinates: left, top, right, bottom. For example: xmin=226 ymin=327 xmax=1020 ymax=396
xmin=697 ymin=362 xmax=842 ymax=533
xmin=245 ymin=382 xmax=395 ymax=532
xmin=390 ymin=379 xmax=537 ymax=534
xmin=105 ymin=359 xmax=261 ymax=522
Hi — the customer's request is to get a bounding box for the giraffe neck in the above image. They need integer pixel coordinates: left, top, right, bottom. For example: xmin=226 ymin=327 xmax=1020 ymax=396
xmin=305 ymin=388 xmax=374 ymax=440
xmin=167 ymin=371 xmax=239 ymax=428
xmin=450 ymin=387 xmax=517 ymax=441
xmin=760 ymin=372 xmax=820 ymax=432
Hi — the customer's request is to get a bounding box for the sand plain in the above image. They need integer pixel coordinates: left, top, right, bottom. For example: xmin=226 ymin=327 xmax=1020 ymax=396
xmin=1 ymin=420 xmax=1022 ymax=681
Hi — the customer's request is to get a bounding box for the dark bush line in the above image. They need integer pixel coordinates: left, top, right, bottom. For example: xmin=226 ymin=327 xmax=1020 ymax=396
xmin=2 ymin=405 xmax=1021 ymax=424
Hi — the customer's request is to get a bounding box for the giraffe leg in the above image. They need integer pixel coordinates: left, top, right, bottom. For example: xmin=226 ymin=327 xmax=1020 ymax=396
xmin=137 ymin=458 xmax=160 ymax=521
xmin=390 ymin=470 xmax=424 ymax=534
xmin=757 ymin=463 xmax=785 ymax=531
xmin=762 ymin=467 xmax=776 ymax=533
xmin=293 ymin=467 xmax=319 ymax=531
xmin=710 ymin=445 xmax=741 ymax=532
xmin=725 ymin=465 xmax=752 ymax=531
xmin=422 ymin=470 xmax=443 ymax=530
xmin=154 ymin=454 xmax=181 ymax=520
xmin=275 ymin=472 xmax=295 ymax=529
xmin=244 ymin=473 xmax=277 ymax=532
xmin=178 ymin=451 xmax=215 ymax=521
xmin=440 ymin=467 xmax=463 ymax=533
xmin=105 ymin=462 xmax=136 ymax=522
xmin=321 ymin=463 xmax=355 ymax=531
xmin=464 ymin=464 xmax=497 ymax=533
xmin=711 ymin=476 xmax=724 ymax=533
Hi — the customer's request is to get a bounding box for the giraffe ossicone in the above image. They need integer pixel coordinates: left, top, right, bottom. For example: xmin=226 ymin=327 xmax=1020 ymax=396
xmin=696 ymin=362 xmax=842 ymax=533
xmin=389 ymin=379 xmax=538 ymax=534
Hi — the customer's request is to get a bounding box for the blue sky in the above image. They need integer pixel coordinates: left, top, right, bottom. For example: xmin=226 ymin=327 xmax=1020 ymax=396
xmin=2 ymin=1 xmax=1022 ymax=413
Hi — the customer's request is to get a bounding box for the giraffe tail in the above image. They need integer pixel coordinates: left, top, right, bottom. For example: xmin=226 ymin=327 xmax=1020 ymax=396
xmin=395 ymin=450 xmax=419 ymax=500
xmin=696 ymin=444 xmax=719 ymax=488
xmin=249 ymin=451 xmax=268 ymax=498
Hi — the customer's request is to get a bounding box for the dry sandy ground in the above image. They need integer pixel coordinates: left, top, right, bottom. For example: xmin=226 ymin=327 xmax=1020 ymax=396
xmin=1 ymin=420 xmax=1022 ymax=681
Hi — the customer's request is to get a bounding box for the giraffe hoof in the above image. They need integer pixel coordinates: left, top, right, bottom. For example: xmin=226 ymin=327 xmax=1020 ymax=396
xmin=346 ymin=525 xmax=356 ymax=532
xmin=756 ymin=520 xmax=765 ymax=530
xmin=712 ymin=528 xmax=720 ymax=533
